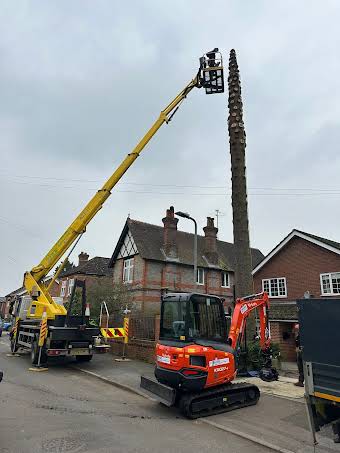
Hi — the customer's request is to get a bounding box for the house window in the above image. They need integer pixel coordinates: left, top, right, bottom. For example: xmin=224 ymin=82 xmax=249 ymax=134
xmin=196 ymin=268 xmax=205 ymax=285
xmin=320 ymin=272 xmax=340 ymax=295
xmin=60 ymin=280 xmax=66 ymax=297
xmin=221 ymin=271 xmax=230 ymax=288
xmin=262 ymin=277 xmax=287 ymax=298
xmin=67 ymin=278 xmax=75 ymax=296
xmin=123 ymin=258 xmax=134 ymax=283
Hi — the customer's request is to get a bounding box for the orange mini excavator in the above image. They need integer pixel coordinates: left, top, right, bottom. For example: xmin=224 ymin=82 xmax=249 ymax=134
xmin=141 ymin=292 xmax=278 ymax=418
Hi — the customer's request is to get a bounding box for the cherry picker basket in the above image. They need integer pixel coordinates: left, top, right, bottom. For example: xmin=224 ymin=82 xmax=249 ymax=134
xmin=199 ymin=48 xmax=224 ymax=94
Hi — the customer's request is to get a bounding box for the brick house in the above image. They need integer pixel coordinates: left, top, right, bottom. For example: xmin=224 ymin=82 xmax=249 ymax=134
xmin=58 ymin=253 xmax=113 ymax=302
xmin=253 ymin=229 xmax=340 ymax=361
xmin=109 ymin=206 xmax=264 ymax=312
xmin=0 ymin=297 xmax=7 ymax=319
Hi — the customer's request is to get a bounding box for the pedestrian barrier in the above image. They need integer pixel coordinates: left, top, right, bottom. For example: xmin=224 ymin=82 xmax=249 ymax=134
xmin=100 ymin=327 xmax=126 ymax=339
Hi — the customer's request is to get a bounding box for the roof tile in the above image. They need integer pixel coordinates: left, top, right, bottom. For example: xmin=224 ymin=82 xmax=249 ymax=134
xmin=60 ymin=257 xmax=112 ymax=278
xmin=269 ymin=302 xmax=298 ymax=321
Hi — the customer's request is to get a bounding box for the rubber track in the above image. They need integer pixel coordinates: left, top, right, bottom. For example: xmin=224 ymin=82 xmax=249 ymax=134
xmin=179 ymin=382 xmax=260 ymax=419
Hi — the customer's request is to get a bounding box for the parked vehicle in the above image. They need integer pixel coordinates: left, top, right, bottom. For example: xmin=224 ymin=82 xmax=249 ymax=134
xmin=3 ymin=321 xmax=12 ymax=331
xmin=299 ymin=298 xmax=340 ymax=444
xmin=10 ymin=280 xmax=109 ymax=366
xmin=0 ymin=318 xmax=3 ymax=337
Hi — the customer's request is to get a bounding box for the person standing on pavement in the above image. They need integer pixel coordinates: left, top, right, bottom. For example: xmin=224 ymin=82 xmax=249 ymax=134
xmin=294 ymin=323 xmax=304 ymax=387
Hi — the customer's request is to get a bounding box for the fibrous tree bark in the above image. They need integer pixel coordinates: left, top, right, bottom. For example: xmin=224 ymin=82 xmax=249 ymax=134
xmin=228 ymin=49 xmax=255 ymax=341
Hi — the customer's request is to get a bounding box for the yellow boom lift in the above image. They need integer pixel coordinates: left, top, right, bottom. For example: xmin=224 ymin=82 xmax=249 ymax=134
xmin=9 ymin=49 xmax=224 ymax=366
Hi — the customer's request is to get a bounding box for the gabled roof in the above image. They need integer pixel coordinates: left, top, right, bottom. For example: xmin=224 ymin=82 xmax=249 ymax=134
xmin=60 ymin=257 xmax=112 ymax=278
xmin=253 ymin=229 xmax=340 ymax=274
xmin=109 ymin=219 xmax=264 ymax=271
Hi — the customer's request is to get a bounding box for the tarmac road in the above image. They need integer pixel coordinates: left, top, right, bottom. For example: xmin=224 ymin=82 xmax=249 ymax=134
xmin=0 ymin=337 xmax=273 ymax=453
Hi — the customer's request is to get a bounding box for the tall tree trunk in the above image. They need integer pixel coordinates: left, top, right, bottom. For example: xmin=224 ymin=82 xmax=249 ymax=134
xmin=228 ymin=49 xmax=255 ymax=341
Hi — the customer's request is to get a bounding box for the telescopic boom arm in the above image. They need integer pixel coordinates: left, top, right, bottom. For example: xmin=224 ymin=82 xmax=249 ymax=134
xmin=23 ymin=49 xmax=224 ymax=319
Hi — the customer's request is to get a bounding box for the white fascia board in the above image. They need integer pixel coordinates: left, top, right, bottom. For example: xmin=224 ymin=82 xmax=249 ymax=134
xmin=252 ymin=230 xmax=340 ymax=275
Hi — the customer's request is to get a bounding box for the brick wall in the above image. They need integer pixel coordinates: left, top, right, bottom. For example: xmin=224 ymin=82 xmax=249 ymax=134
xmin=110 ymin=339 xmax=155 ymax=363
xmin=270 ymin=321 xmax=296 ymax=362
xmin=270 ymin=321 xmax=280 ymax=344
xmin=58 ymin=275 xmax=112 ymax=302
xmin=49 ymin=280 xmax=61 ymax=298
xmin=113 ymin=256 xmax=234 ymax=312
xmin=254 ymin=236 xmax=340 ymax=300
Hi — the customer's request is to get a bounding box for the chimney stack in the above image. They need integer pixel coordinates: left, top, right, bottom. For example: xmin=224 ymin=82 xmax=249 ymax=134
xmin=162 ymin=206 xmax=178 ymax=259
xmin=78 ymin=252 xmax=89 ymax=267
xmin=203 ymin=217 xmax=218 ymax=264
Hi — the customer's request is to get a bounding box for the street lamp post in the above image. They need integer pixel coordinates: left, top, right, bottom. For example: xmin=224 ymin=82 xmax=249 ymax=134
xmin=175 ymin=211 xmax=197 ymax=286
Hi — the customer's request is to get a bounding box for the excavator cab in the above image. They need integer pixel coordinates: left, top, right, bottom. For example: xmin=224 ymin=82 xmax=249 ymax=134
xmin=160 ymin=293 xmax=228 ymax=345
xmin=199 ymin=48 xmax=224 ymax=94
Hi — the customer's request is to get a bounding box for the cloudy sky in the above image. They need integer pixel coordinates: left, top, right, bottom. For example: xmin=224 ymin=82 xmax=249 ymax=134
xmin=1 ymin=1 xmax=340 ymax=295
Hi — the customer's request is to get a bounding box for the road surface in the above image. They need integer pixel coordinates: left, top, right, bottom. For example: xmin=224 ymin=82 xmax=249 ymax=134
xmin=0 ymin=336 xmax=273 ymax=453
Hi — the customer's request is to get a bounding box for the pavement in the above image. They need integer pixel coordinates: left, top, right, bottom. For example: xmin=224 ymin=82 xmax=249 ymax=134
xmin=71 ymin=352 xmax=306 ymax=399
xmin=73 ymin=352 xmax=340 ymax=453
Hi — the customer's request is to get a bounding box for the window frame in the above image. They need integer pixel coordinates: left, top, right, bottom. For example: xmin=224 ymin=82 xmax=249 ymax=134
xmin=196 ymin=268 xmax=205 ymax=286
xmin=60 ymin=280 xmax=66 ymax=297
xmin=123 ymin=258 xmax=134 ymax=284
xmin=221 ymin=271 xmax=230 ymax=288
xmin=262 ymin=277 xmax=287 ymax=298
xmin=67 ymin=278 xmax=75 ymax=296
xmin=320 ymin=272 xmax=340 ymax=296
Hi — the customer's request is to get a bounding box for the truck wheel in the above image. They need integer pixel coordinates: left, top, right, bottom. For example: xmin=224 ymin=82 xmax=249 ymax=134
xmin=76 ymin=355 xmax=93 ymax=363
xmin=31 ymin=340 xmax=47 ymax=366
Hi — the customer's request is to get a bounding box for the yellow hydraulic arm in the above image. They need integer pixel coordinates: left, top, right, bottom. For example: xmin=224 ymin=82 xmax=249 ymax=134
xmin=23 ymin=49 xmax=224 ymax=320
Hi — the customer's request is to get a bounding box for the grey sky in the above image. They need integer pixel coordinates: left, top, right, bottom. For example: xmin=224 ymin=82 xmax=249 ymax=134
xmin=1 ymin=1 xmax=340 ymax=295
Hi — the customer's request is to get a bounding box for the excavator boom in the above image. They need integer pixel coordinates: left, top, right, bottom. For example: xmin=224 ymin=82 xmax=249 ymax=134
xmin=228 ymin=292 xmax=271 ymax=350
